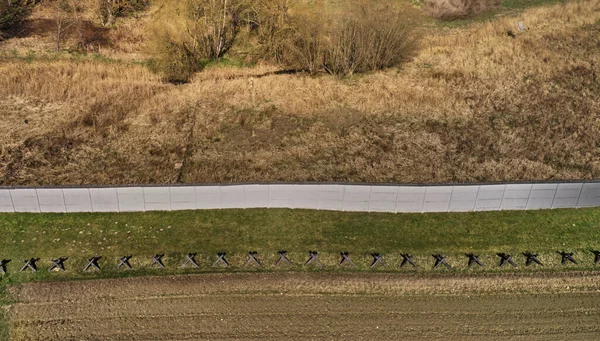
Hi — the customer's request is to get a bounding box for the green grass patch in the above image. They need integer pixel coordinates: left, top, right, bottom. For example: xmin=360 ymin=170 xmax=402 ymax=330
xmin=0 ymin=208 xmax=598 ymax=276
xmin=501 ymin=0 xmax=565 ymax=11
xmin=434 ymin=0 xmax=565 ymax=27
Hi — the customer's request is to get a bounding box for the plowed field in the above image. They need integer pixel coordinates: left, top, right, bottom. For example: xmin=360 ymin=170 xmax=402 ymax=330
xmin=5 ymin=272 xmax=600 ymax=340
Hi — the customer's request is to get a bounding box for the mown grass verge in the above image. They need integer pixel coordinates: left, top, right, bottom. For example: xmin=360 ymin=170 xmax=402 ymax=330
xmin=0 ymin=208 xmax=599 ymax=280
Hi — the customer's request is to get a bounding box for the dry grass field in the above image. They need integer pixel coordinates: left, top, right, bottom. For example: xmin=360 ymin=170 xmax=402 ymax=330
xmin=5 ymin=272 xmax=600 ymax=340
xmin=1 ymin=0 xmax=599 ymax=185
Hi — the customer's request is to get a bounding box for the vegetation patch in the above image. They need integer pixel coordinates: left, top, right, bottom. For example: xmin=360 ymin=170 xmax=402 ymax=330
xmin=1 ymin=1 xmax=598 ymax=185
xmin=0 ymin=208 xmax=599 ymax=284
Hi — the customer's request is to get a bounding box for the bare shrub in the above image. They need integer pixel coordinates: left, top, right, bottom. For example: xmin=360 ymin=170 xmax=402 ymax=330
xmin=283 ymin=0 xmax=421 ymax=76
xmin=424 ymin=0 xmax=501 ymax=20
xmin=279 ymin=2 xmax=328 ymax=74
xmin=53 ymin=0 xmax=84 ymax=51
xmin=187 ymin=0 xmax=249 ymax=59
xmin=148 ymin=0 xmax=251 ymax=83
xmin=97 ymin=0 xmax=149 ymax=27
xmin=148 ymin=32 xmax=201 ymax=84
xmin=247 ymin=0 xmax=293 ymax=64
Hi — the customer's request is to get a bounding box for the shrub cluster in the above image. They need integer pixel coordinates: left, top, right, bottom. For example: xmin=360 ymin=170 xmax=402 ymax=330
xmin=0 ymin=0 xmax=36 ymax=39
xmin=286 ymin=1 xmax=420 ymax=76
xmin=97 ymin=0 xmax=149 ymax=27
xmin=149 ymin=0 xmax=421 ymax=82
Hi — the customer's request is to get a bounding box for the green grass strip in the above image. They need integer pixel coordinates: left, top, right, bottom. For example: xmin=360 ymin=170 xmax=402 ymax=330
xmin=0 ymin=208 xmax=598 ymax=267
xmin=1 ymin=208 xmax=599 ymax=256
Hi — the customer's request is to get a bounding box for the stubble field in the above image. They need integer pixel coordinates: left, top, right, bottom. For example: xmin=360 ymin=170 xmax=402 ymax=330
xmin=5 ymin=272 xmax=600 ymax=340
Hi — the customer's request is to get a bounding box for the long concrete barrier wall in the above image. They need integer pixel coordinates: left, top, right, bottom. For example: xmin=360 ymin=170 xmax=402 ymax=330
xmin=1 ymin=182 xmax=600 ymax=213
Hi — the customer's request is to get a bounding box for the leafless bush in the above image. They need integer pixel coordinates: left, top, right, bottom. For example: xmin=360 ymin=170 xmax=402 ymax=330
xmin=247 ymin=0 xmax=293 ymax=64
xmin=283 ymin=0 xmax=421 ymax=76
xmin=149 ymin=32 xmax=201 ymax=84
xmin=97 ymin=0 xmax=149 ymax=27
xmin=424 ymin=0 xmax=501 ymax=20
xmin=52 ymin=0 xmax=84 ymax=51
xmin=149 ymin=0 xmax=250 ymax=83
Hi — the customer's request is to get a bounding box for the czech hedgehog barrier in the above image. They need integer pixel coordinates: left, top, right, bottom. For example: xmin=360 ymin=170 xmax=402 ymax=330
xmin=1 ymin=182 xmax=600 ymax=213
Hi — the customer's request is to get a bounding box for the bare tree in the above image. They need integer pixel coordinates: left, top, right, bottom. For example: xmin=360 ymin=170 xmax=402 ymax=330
xmin=53 ymin=0 xmax=81 ymax=51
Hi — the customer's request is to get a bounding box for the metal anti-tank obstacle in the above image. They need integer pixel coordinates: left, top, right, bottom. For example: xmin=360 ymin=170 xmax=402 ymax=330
xmin=497 ymin=253 xmax=517 ymax=267
xmin=20 ymin=258 xmax=39 ymax=272
xmin=432 ymin=254 xmax=450 ymax=269
xmin=48 ymin=257 xmax=68 ymax=272
xmin=370 ymin=253 xmax=387 ymax=268
xmin=84 ymin=256 xmax=102 ymax=271
xmin=466 ymin=253 xmax=484 ymax=268
xmin=275 ymin=251 xmax=293 ymax=267
xmin=557 ymin=252 xmax=577 ymax=265
xmin=400 ymin=253 xmax=417 ymax=268
xmin=244 ymin=252 xmax=262 ymax=267
xmin=117 ymin=256 xmax=133 ymax=270
xmin=339 ymin=252 xmax=357 ymax=268
xmin=0 ymin=259 xmax=10 ymax=274
xmin=212 ymin=253 xmax=229 ymax=268
xmin=181 ymin=253 xmax=199 ymax=268
xmin=591 ymin=250 xmax=600 ymax=264
xmin=7 ymin=247 xmax=600 ymax=274
xmin=151 ymin=254 xmax=165 ymax=268
xmin=305 ymin=251 xmax=323 ymax=267
xmin=523 ymin=252 xmax=543 ymax=266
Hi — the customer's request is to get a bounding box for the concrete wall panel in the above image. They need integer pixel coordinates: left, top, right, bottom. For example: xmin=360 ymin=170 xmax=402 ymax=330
xmin=0 ymin=189 xmax=14 ymax=212
xmin=169 ymin=187 xmax=195 ymax=211
xmin=317 ymin=185 xmax=344 ymax=210
xmin=449 ymin=186 xmax=478 ymax=212
xmin=475 ymin=185 xmax=505 ymax=211
xmin=292 ymin=185 xmax=319 ymax=209
xmin=369 ymin=186 xmax=398 ymax=212
xmin=396 ymin=187 xmax=426 ymax=213
xmin=343 ymin=186 xmax=370 ymax=212
xmin=36 ymin=189 xmax=66 ymax=213
xmin=196 ymin=186 xmax=221 ymax=209
xmin=245 ymin=185 xmax=269 ymax=208
xmin=423 ymin=186 xmax=452 ymax=213
xmin=10 ymin=189 xmax=40 ymax=213
xmin=577 ymin=183 xmax=600 ymax=208
xmin=144 ymin=187 xmax=171 ymax=211
xmin=90 ymin=188 xmax=119 ymax=212
xmin=525 ymin=184 xmax=557 ymax=210
xmin=220 ymin=186 xmax=246 ymax=209
xmin=63 ymin=189 xmax=93 ymax=212
xmin=117 ymin=187 xmax=145 ymax=212
xmin=268 ymin=185 xmax=295 ymax=208
xmin=500 ymin=184 xmax=531 ymax=210
xmin=552 ymin=183 xmax=582 ymax=208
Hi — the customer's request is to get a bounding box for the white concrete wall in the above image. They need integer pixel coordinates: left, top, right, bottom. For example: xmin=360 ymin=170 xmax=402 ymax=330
xmin=0 ymin=182 xmax=598 ymax=214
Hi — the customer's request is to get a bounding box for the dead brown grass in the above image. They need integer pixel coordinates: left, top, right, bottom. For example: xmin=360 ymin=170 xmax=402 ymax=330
xmin=0 ymin=0 xmax=599 ymax=185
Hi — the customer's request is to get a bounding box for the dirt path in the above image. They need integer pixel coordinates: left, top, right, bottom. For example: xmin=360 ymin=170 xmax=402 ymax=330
xmin=6 ymin=272 xmax=600 ymax=340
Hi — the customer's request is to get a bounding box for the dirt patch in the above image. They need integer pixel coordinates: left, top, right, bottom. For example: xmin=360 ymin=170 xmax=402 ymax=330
xmin=5 ymin=272 xmax=600 ymax=340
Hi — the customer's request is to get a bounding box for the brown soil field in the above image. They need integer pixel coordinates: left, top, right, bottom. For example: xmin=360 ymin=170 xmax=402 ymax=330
xmin=5 ymin=272 xmax=600 ymax=340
